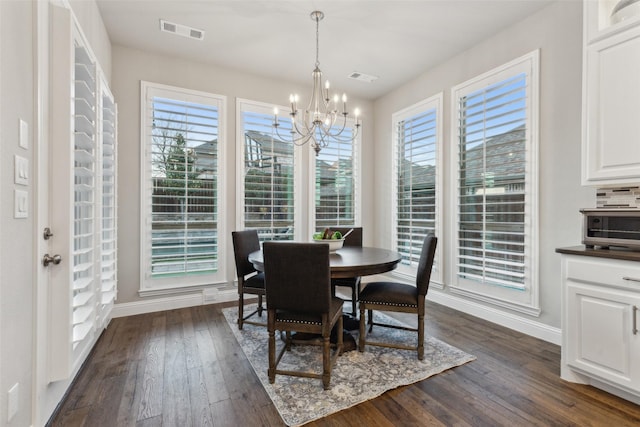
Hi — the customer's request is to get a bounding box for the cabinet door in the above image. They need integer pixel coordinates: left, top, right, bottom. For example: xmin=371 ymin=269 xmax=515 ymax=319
xmin=566 ymin=281 xmax=640 ymax=391
xmin=583 ymin=25 xmax=640 ymax=185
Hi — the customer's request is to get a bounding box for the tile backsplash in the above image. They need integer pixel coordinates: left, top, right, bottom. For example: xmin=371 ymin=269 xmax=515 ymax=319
xmin=596 ymin=187 xmax=640 ymax=208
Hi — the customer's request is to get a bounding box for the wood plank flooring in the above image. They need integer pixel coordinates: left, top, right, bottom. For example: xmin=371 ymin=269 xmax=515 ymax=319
xmin=48 ymin=300 xmax=640 ymax=426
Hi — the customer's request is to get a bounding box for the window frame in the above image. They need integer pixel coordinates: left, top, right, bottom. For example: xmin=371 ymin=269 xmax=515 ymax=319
xmin=308 ymin=117 xmax=362 ymax=233
xmin=139 ymin=81 xmax=227 ymax=295
xmin=449 ymin=50 xmax=540 ymax=316
xmin=391 ymin=93 xmax=444 ymax=286
xmin=235 ymin=98 xmax=304 ymax=241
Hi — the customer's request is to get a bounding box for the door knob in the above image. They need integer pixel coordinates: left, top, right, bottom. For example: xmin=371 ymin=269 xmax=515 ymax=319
xmin=43 ymin=254 xmax=62 ymax=267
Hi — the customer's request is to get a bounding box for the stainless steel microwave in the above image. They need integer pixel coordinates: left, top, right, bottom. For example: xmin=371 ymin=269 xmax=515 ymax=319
xmin=581 ymin=208 xmax=640 ymax=250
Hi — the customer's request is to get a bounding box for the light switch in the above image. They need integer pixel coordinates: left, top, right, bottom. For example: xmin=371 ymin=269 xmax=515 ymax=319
xmin=14 ymin=155 xmax=28 ymax=186
xmin=19 ymin=119 xmax=28 ymax=150
xmin=14 ymin=190 xmax=28 ymax=219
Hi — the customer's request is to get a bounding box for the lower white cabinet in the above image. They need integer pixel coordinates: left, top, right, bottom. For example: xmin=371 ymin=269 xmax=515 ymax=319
xmin=561 ymin=254 xmax=640 ymax=402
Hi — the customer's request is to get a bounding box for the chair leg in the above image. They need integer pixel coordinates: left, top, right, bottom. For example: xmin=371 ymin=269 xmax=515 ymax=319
xmin=368 ymin=309 xmax=374 ymax=332
xmin=351 ymin=286 xmax=357 ymax=317
xmin=322 ymin=333 xmax=331 ymax=390
xmin=418 ymin=312 xmax=425 ymax=360
xmin=268 ymin=319 xmax=276 ymax=384
xmin=358 ymin=305 xmax=366 ymax=352
xmin=258 ymin=294 xmax=264 ymax=316
xmin=238 ymin=293 xmax=244 ymax=330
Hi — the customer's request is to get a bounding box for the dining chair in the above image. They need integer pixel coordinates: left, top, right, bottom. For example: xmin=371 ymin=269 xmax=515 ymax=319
xmin=328 ymin=226 xmax=363 ymax=317
xmin=263 ymin=241 xmax=344 ymax=390
xmin=231 ymin=230 xmax=266 ymax=329
xmin=358 ymin=234 xmax=437 ymax=360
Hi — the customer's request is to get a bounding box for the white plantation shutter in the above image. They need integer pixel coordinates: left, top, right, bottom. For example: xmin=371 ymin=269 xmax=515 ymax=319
xmin=315 ymin=128 xmax=357 ymax=229
xmin=72 ymin=41 xmax=97 ymax=351
xmin=99 ymin=80 xmax=117 ymax=326
xmin=141 ymin=82 xmax=225 ymax=290
xmin=241 ymin=109 xmax=295 ymax=241
xmin=396 ymin=109 xmax=437 ymax=266
xmin=452 ymin=50 xmax=539 ymax=313
xmin=392 ymin=94 xmax=442 ymax=282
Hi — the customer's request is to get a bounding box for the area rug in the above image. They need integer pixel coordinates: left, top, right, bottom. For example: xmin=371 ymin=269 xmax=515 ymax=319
xmin=222 ymin=305 xmax=475 ymax=426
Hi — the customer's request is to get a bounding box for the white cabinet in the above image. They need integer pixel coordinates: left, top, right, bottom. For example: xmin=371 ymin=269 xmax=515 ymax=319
xmin=561 ymin=254 xmax=640 ymax=402
xmin=582 ymin=0 xmax=640 ymax=186
xmin=49 ymin=5 xmax=117 ymax=381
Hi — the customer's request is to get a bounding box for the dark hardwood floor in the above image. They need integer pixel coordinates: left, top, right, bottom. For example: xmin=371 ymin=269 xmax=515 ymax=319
xmin=49 ymin=299 xmax=640 ymax=426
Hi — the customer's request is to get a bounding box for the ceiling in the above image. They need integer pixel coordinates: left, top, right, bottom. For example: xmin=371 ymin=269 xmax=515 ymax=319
xmin=96 ymin=0 xmax=555 ymax=100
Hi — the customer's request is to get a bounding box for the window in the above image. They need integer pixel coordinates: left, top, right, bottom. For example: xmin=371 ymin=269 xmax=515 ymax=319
xmin=392 ymin=94 xmax=443 ymax=283
xmin=237 ymin=100 xmax=301 ymax=241
xmin=314 ymin=126 xmax=360 ymax=230
xmin=140 ymin=82 xmax=226 ymax=293
xmin=451 ymin=51 xmax=539 ymax=314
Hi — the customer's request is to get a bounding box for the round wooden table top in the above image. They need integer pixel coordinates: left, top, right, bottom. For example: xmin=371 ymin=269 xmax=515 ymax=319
xmin=248 ymin=246 xmax=402 ymax=279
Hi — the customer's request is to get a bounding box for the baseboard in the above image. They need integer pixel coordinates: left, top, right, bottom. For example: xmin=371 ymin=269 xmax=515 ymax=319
xmin=427 ymin=288 xmax=562 ymax=345
xmin=111 ymin=288 xmax=237 ymax=318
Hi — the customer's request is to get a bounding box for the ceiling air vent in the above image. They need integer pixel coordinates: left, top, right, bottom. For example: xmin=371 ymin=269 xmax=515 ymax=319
xmin=160 ymin=19 xmax=205 ymax=41
xmin=348 ymin=72 xmax=378 ymax=83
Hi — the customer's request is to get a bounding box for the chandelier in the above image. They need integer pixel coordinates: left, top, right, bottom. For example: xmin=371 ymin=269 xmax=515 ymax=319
xmin=273 ymin=11 xmax=360 ymax=155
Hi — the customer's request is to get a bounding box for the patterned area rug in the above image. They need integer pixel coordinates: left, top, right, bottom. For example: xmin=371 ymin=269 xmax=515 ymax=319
xmin=222 ymin=305 xmax=475 ymax=426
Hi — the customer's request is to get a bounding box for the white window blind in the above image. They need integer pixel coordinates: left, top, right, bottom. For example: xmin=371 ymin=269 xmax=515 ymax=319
xmin=72 ymin=41 xmax=97 ymax=351
xmin=241 ymin=109 xmax=295 ymax=241
xmin=315 ymin=128 xmax=357 ymax=229
xmin=456 ymin=71 xmax=529 ymax=290
xmin=144 ymin=88 xmax=220 ymax=281
xmin=396 ymin=108 xmax=438 ymax=267
xmin=99 ymin=83 xmax=117 ymax=325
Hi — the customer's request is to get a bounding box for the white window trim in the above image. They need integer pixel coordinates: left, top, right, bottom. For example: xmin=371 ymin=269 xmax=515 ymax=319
xmin=307 ymin=116 xmax=362 ymax=234
xmin=449 ymin=50 xmax=540 ymax=316
xmin=139 ymin=81 xmax=227 ymax=295
xmin=390 ymin=92 xmax=444 ymax=287
xmin=235 ymin=98 xmax=304 ymax=240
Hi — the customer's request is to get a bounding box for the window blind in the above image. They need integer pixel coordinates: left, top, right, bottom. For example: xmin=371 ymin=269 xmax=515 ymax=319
xmin=457 ymin=73 xmax=527 ymax=289
xmin=396 ymin=109 xmax=437 ymax=267
xmin=73 ymin=41 xmax=97 ymax=351
xmin=241 ymin=110 xmax=295 ymax=241
xmin=315 ymin=129 xmax=356 ymax=229
xmin=100 ymin=87 xmax=117 ymax=322
xmin=149 ymin=97 xmax=219 ymax=277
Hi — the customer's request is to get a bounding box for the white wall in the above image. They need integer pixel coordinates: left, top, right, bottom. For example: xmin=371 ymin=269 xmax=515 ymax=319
xmin=373 ymin=0 xmax=593 ymax=332
xmin=111 ymin=45 xmax=374 ymax=306
xmin=0 ymin=0 xmax=111 ymax=425
xmin=0 ymin=2 xmax=35 ymax=426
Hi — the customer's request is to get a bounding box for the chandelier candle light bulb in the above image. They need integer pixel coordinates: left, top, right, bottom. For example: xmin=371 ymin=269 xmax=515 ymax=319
xmin=273 ymin=10 xmax=361 ymax=155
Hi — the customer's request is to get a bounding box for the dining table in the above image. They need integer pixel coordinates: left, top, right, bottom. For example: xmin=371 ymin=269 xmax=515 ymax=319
xmin=248 ymin=245 xmax=402 ymax=279
xmin=248 ymin=245 xmax=402 ymax=348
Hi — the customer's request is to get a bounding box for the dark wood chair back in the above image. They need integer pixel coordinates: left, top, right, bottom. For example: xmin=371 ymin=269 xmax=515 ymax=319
xmin=416 ymin=235 xmax=437 ymax=296
xmin=324 ymin=226 xmax=363 ymax=317
xmin=231 ymin=229 xmax=266 ymax=329
xmin=232 ymin=229 xmax=260 ymax=279
xmin=263 ymin=241 xmax=331 ymax=314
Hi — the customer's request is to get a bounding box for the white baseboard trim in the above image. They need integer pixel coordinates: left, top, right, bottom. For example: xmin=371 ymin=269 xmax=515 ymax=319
xmin=428 ymin=288 xmax=562 ymax=345
xmin=112 ymin=288 xmax=237 ymax=318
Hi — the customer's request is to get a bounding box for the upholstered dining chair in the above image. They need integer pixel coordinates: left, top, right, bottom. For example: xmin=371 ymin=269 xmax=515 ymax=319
xmin=358 ymin=234 xmax=437 ymax=360
xmin=231 ymin=230 xmax=266 ymax=329
xmin=329 ymin=226 xmax=363 ymax=317
xmin=263 ymin=241 xmax=344 ymax=390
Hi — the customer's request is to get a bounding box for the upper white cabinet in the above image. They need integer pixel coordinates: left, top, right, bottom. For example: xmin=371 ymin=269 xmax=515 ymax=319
xmin=582 ymin=0 xmax=640 ymax=186
xmin=584 ymin=0 xmax=640 ymax=42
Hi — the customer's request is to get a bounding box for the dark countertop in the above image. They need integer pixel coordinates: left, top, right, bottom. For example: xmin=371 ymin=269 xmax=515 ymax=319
xmin=556 ymin=246 xmax=640 ymax=262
